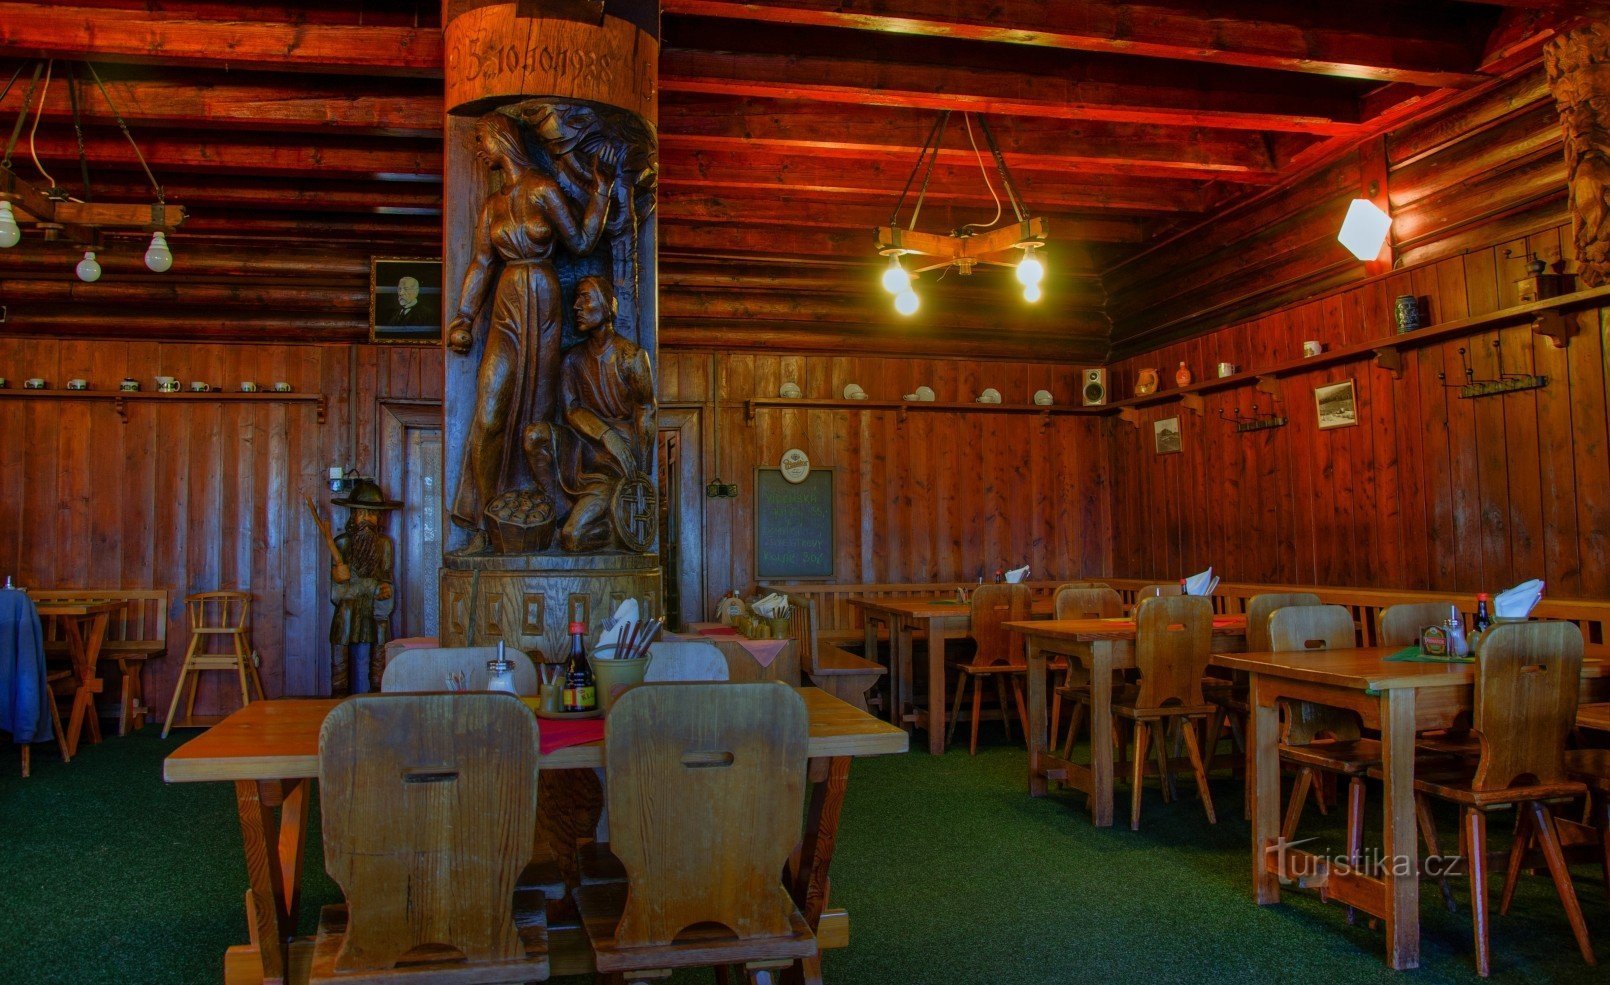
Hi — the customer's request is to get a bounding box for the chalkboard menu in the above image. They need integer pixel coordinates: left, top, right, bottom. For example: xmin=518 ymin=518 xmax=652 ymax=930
xmin=754 ymin=467 xmax=835 ymax=579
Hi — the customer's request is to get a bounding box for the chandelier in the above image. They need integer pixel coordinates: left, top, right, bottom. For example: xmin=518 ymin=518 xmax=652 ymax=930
xmin=875 ymin=111 xmax=1048 ymax=316
xmin=0 ymin=60 xmax=185 ymax=280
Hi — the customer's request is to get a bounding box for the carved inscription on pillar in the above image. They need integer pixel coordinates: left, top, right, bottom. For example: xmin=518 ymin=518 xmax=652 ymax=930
xmin=1546 ymin=23 xmax=1610 ymax=287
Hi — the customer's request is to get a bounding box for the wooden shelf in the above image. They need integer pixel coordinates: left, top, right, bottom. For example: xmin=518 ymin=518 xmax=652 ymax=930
xmin=742 ymin=397 xmax=1101 ymax=424
xmin=0 ymin=388 xmax=327 ymax=423
xmin=1104 ymin=284 xmax=1610 ymax=424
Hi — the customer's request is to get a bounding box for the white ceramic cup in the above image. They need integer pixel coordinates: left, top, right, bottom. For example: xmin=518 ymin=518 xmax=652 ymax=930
xmin=190 ymin=381 xmax=210 ymax=392
xmin=239 ymin=381 xmax=259 ymax=393
xmin=1302 ymin=340 xmax=1323 ymax=358
xmin=272 ymin=382 xmax=292 ymax=392
xmin=24 ymin=378 xmax=46 ymax=389
xmin=120 ymin=378 xmax=139 ymax=392
xmin=66 ymin=378 xmax=88 ymax=390
xmin=1216 ymin=362 xmax=1237 ymax=378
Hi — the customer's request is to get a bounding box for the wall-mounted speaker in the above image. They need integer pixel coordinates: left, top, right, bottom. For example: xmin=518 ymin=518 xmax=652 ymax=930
xmin=1081 ymin=368 xmax=1108 ymax=406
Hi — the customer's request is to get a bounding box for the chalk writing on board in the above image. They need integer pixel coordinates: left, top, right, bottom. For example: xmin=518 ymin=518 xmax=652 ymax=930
xmin=755 ymin=468 xmax=834 ymax=579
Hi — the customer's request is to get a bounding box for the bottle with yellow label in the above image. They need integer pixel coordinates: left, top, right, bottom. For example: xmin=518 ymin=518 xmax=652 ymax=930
xmin=562 ymin=621 xmax=597 ymax=712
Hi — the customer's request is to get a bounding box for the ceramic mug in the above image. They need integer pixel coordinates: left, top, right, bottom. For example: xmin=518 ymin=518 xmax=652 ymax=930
xmin=66 ymin=379 xmax=88 ymax=390
xmin=0 ymin=378 xmax=8 ymax=389
xmin=272 ymin=382 xmax=293 ymax=393
xmin=1216 ymin=362 xmax=1237 ymax=378
xmin=239 ymin=381 xmax=259 ymax=393
xmin=156 ymin=376 xmax=180 ymax=392
xmin=119 ymin=378 xmax=140 ymax=392
xmin=24 ymin=378 xmax=46 ymax=389
xmin=1302 ymin=340 xmax=1324 ymax=358
xmin=190 ymin=381 xmax=210 ymax=392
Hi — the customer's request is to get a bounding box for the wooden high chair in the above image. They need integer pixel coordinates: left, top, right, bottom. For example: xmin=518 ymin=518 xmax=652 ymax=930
xmin=311 ymin=693 xmax=550 ymax=983
xmin=575 ymin=682 xmax=816 ymax=983
xmin=1072 ymin=594 xmax=1217 ymax=830
xmin=160 ymin=591 xmax=264 ymax=737
xmin=945 ymin=584 xmax=1032 ymax=755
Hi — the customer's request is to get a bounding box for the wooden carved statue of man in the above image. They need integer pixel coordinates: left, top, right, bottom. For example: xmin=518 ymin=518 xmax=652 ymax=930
xmin=328 ymin=480 xmax=399 ymax=694
xmin=523 ymin=275 xmax=656 ymax=553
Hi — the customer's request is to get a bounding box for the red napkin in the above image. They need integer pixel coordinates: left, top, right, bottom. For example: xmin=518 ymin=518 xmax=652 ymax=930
xmin=538 ymin=718 xmax=604 ymax=755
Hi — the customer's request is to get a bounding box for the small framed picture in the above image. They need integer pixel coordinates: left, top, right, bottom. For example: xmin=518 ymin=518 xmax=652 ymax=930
xmin=1153 ymin=416 xmax=1182 ymax=455
xmin=370 ymin=257 xmax=443 ymax=344
xmin=1314 ymin=379 xmax=1358 ymax=430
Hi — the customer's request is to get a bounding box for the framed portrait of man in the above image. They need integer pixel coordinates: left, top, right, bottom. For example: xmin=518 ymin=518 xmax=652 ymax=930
xmin=370 ymin=257 xmax=443 ymax=344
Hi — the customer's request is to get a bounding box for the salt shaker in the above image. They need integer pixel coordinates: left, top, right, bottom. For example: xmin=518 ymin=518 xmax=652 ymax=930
xmin=486 ymin=640 xmax=518 ymax=695
xmin=1445 ymin=605 xmax=1469 ymax=657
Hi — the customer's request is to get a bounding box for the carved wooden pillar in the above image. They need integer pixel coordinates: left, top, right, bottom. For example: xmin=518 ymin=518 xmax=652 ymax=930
xmin=1546 ymin=21 xmax=1610 ymax=287
xmin=439 ymin=0 xmax=661 ymax=660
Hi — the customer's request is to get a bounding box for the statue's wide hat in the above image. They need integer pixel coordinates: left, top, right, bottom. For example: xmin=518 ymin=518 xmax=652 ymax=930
xmin=332 ymin=479 xmax=402 ymax=511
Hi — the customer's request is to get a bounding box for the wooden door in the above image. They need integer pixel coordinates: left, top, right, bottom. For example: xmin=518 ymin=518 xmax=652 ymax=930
xmin=659 ymin=408 xmax=704 ymax=630
xmin=379 ymin=402 xmax=443 ymax=640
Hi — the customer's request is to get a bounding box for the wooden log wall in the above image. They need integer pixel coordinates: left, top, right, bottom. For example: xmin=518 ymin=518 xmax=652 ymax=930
xmin=0 ymin=338 xmax=439 ymax=717
xmin=1104 ymin=220 xmax=1610 ymax=597
xmin=658 ymin=351 xmax=1111 ymax=612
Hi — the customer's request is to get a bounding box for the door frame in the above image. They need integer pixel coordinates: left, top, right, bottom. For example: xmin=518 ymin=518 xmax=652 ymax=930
xmin=659 ymin=406 xmax=705 ymax=627
xmin=377 ymin=400 xmax=444 ymax=640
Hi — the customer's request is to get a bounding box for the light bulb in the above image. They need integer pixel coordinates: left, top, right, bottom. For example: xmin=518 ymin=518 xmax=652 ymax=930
xmin=1016 ymin=249 xmax=1045 ymax=287
xmin=144 ymin=231 xmax=173 ymax=272
xmin=894 ymin=287 xmax=919 ymax=316
xmin=76 ymin=250 xmax=102 ymax=283
xmin=0 ymin=201 xmax=19 ymax=248
xmin=1024 ymin=282 xmax=1043 ymax=303
xmin=881 ymin=255 xmax=908 ymax=294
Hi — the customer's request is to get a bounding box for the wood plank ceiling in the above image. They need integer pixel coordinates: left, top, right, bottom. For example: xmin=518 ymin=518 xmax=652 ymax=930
xmin=0 ymin=1 xmax=1587 ymax=360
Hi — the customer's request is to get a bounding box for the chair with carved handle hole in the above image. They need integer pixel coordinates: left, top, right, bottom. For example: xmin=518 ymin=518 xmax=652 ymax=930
xmin=1203 ymin=593 xmax=1321 ymax=803
xmin=310 ymin=692 xmax=552 ymax=984
xmin=381 ymin=646 xmax=541 ymax=695
xmin=945 ymin=584 xmax=1032 ymax=755
xmin=1071 ymin=594 xmax=1218 ymax=831
xmin=575 ymin=682 xmax=816 ymax=985
xmin=1380 ymin=601 xmax=1482 ymax=758
xmin=161 ymin=591 xmax=264 ymax=737
xmin=1382 ymin=621 xmax=1596 ymax=977
xmin=1047 ymin=586 xmax=1124 ymax=755
xmin=1265 ymin=604 xmax=1410 ymax=921
xmin=1133 ymin=583 xmax=1183 ymax=607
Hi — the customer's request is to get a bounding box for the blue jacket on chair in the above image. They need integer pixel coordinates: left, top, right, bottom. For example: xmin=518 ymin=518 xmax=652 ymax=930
xmin=0 ymin=589 xmax=51 ymax=744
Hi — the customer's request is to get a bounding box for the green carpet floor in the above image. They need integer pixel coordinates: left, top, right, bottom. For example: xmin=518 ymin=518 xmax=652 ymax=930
xmin=3 ymin=726 xmax=1606 ymax=984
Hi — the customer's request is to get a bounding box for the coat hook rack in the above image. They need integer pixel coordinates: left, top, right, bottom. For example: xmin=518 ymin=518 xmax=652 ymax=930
xmin=1437 ymin=340 xmax=1547 ymax=399
xmin=1218 ymin=403 xmax=1286 ymax=433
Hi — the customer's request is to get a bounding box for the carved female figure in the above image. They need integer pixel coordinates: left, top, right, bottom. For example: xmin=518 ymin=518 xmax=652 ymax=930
xmin=446 ymin=111 xmax=617 ymax=545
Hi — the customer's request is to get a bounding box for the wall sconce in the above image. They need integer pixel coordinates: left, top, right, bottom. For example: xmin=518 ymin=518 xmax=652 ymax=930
xmin=328 ymin=466 xmax=359 ymax=494
xmin=1337 ymin=199 xmax=1392 ymax=261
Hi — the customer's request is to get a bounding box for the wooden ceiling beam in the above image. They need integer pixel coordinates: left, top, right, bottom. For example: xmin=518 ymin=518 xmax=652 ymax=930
xmin=660 ymin=48 xmax=1364 ymax=134
xmin=0 ymin=2 xmax=441 ymax=76
xmin=663 ymin=0 xmax=1489 ymax=87
xmin=18 ymin=130 xmax=441 ymax=180
xmin=660 ymin=222 xmax=1105 ymax=275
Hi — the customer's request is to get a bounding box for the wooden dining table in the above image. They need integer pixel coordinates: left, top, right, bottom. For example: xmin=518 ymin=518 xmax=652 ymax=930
xmin=164 ymin=687 xmax=908 ymax=985
xmin=1215 ymin=645 xmax=1608 ymax=971
xmin=1580 ymin=701 xmax=1610 ymax=733
xmin=1009 ymin=615 xmax=1248 ymax=826
xmin=850 ymin=594 xmax=1052 ymax=755
xmin=35 ymin=597 xmax=127 ymax=757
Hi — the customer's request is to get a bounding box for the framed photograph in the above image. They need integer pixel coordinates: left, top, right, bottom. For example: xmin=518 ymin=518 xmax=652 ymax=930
xmin=1314 ymin=379 xmax=1359 ymax=430
xmin=370 ymin=257 xmax=443 ymax=344
xmin=1153 ymin=416 xmax=1182 ymax=455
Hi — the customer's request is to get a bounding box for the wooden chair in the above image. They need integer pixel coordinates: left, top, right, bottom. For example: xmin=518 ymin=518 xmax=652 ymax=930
xmin=1134 ymin=583 xmax=1183 ymax=603
xmin=944 ymin=584 xmax=1031 ymax=755
xmin=35 ymin=588 xmax=169 ymax=734
xmin=161 ymin=591 xmax=263 ymax=737
xmin=1379 ymin=601 xmax=1458 ymax=646
xmin=1268 ymin=604 xmax=1385 ymax=912
xmin=312 ymin=692 xmax=550 ymax=983
xmin=1049 ymin=586 xmax=1123 ymax=754
xmin=1073 ymin=595 xmax=1217 ymax=830
xmin=1203 ymin=592 xmax=1322 ymax=770
xmin=784 ymin=592 xmax=885 ymax=712
xmin=575 ymin=682 xmax=816 ymax=983
xmin=381 ymin=646 xmax=540 ymax=695
xmin=1557 ymin=749 xmax=1610 ymax=898
xmin=1398 ymin=621 xmax=1595 ymax=976
xmin=20 ymin=669 xmax=73 ymax=778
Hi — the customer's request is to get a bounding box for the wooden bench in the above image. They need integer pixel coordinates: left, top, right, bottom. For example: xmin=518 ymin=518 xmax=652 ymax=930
xmin=784 ymin=592 xmax=886 ymax=713
xmin=34 ymin=589 xmax=169 ymax=735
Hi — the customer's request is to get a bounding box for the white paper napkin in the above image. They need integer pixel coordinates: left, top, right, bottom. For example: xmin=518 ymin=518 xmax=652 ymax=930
xmin=1004 ymin=565 xmax=1030 ymax=584
xmin=1494 ymin=579 xmax=1544 ymax=619
xmin=1184 ymin=568 xmax=1219 ymax=596
xmin=597 ymin=598 xmax=639 ymax=658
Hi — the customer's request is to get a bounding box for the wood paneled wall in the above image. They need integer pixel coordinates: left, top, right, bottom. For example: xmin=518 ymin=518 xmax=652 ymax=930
xmin=658 ymin=351 xmax=1111 ymax=612
xmin=1105 ymin=220 xmax=1610 ymax=598
xmin=0 ymin=338 xmax=439 ymax=716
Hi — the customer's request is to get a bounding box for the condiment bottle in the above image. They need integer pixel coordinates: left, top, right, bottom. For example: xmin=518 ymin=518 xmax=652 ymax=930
xmin=561 ymin=622 xmax=597 ymax=712
xmin=486 ymin=640 xmax=517 ymax=695
xmin=1445 ymin=605 xmax=1469 ymax=657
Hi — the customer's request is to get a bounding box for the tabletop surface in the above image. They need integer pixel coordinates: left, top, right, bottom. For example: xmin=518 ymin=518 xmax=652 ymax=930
xmin=164 ymin=686 xmax=909 ymax=784
xmin=851 ymin=595 xmax=1053 ymax=618
xmin=1210 ymin=646 xmax=1608 ymax=692
xmin=1005 ymin=615 xmax=1247 ymax=641
xmin=1581 ymin=702 xmax=1610 ymax=732
xmin=33 ymin=598 xmax=128 ymax=616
